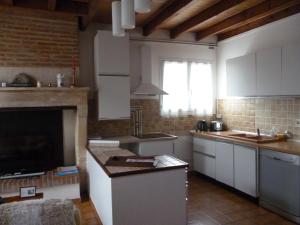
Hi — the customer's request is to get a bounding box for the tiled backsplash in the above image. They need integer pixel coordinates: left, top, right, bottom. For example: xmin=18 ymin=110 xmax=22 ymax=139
xmin=88 ymin=99 xmax=212 ymax=138
xmin=218 ymin=97 xmax=300 ymax=139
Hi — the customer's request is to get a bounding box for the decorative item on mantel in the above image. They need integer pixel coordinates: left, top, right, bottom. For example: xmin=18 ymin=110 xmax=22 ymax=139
xmin=56 ymin=73 xmax=64 ymax=87
xmin=10 ymin=73 xmax=36 ymax=87
xmin=71 ymin=55 xmax=77 ymax=88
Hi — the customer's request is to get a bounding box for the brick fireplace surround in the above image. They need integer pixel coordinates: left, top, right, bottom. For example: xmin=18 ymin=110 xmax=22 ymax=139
xmin=0 ymin=87 xmax=89 ymax=198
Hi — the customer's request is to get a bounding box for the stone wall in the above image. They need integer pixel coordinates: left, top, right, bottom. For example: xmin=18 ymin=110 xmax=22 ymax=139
xmin=218 ymin=97 xmax=300 ymax=139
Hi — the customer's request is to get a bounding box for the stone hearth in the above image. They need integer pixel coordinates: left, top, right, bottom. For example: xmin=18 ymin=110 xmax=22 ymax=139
xmin=0 ymin=87 xmax=88 ymax=198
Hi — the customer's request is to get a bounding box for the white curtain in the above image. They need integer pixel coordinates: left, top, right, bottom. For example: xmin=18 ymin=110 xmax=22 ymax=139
xmin=161 ymin=61 xmax=214 ymax=117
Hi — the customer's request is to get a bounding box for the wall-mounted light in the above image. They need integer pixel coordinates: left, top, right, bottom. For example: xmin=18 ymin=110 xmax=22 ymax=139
xmin=112 ymin=1 xmax=125 ymax=37
xmin=134 ymin=0 xmax=151 ymax=13
xmin=121 ymin=0 xmax=135 ymax=29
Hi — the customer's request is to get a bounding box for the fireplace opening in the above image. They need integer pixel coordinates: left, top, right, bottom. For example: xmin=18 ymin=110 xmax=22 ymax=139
xmin=0 ymin=107 xmax=64 ymax=178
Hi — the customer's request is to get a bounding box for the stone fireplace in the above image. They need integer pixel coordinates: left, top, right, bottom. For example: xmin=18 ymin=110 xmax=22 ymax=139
xmin=0 ymin=87 xmax=88 ymax=198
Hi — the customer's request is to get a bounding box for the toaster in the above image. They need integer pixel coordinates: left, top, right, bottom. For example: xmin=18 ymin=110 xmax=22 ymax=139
xmin=210 ymin=121 xmax=224 ymax=131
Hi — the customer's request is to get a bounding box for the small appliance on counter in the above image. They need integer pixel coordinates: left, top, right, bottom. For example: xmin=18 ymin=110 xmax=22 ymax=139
xmin=196 ymin=120 xmax=208 ymax=132
xmin=210 ymin=120 xmax=224 ymax=131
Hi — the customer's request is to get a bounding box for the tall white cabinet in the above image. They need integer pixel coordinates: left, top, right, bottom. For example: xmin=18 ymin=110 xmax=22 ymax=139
xmin=97 ymin=76 xmax=130 ymax=120
xmin=94 ymin=30 xmax=130 ymax=120
xmin=94 ymin=30 xmax=129 ymax=75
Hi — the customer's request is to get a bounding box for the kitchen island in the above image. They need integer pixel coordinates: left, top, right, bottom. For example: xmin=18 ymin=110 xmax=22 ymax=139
xmin=86 ymin=143 xmax=188 ymax=225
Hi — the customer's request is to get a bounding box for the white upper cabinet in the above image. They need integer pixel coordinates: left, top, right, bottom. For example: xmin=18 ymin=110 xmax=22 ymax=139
xmin=256 ymin=48 xmax=282 ymax=96
xmin=94 ymin=30 xmax=130 ymax=75
xmin=282 ymin=42 xmax=300 ymax=95
xmin=227 ymin=53 xmax=256 ymax=97
xmin=97 ymin=75 xmax=130 ymax=120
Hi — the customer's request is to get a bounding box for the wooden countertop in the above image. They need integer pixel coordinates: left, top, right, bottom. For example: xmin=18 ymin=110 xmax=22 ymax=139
xmin=102 ymin=134 xmax=178 ymax=144
xmin=191 ymin=130 xmax=300 ymax=156
xmin=87 ymin=146 xmax=188 ymax=178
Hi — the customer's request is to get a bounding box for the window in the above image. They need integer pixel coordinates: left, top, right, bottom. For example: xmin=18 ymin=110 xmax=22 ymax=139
xmin=161 ymin=60 xmax=214 ymax=117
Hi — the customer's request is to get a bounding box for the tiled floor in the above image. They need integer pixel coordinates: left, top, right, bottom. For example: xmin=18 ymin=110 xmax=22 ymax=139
xmin=75 ymin=173 xmax=296 ymax=225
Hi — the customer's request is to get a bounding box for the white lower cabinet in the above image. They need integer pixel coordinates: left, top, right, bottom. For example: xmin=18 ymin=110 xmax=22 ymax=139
xmin=215 ymin=141 xmax=234 ymax=187
xmin=132 ymin=140 xmax=175 ymax=156
xmin=174 ymin=135 xmax=193 ymax=165
xmin=193 ymin=151 xmax=215 ymax=179
xmin=234 ymin=145 xmax=257 ymax=197
xmin=193 ymin=137 xmax=258 ymax=197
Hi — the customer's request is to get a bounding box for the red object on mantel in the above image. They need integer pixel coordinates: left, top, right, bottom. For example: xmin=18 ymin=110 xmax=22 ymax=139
xmin=71 ymin=55 xmax=77 ymax=88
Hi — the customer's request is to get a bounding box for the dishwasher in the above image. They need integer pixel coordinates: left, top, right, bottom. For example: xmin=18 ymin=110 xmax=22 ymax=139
xmin=260 ymin=149 xmax=300 ymax=224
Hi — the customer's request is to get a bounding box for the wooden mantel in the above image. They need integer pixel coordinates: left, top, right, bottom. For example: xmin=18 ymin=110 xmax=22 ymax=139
xmin=0 ymin=87 xmax=89 ymax=199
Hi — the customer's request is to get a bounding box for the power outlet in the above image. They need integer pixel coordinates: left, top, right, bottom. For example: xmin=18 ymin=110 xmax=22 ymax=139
xmin=295 ymin=119 xmax=300 ymax=128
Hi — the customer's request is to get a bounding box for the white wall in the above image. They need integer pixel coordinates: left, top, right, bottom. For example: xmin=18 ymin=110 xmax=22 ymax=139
xmin=217 ymin=13 xmax=300 ymax=98
xmin=79 ymin=24 xmax=217 ymax=98
xmin=130 ymin=40 xmax=216 ymax=99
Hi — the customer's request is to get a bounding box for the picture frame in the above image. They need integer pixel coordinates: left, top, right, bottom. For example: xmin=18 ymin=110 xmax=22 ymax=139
xmin=20 ymin=186 xmax=36 ymax=198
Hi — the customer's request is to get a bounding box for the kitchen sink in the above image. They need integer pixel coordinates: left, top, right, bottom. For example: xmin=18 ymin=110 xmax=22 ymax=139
xmin=227 ymin=133 xmax=284 ymax=143
xmin=136 ymin=132 xmax=176 ymax=139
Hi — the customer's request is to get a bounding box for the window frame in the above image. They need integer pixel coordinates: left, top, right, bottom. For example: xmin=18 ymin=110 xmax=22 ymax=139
xmin=159 ymin=58 xmax=216 ymax=117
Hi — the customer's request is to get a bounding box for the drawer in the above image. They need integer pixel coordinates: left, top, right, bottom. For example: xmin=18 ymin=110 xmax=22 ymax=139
xmin=193 ymin=137 xmax=215 ymax=156
xmin=193 ymin=151 xmax=216 ymax=179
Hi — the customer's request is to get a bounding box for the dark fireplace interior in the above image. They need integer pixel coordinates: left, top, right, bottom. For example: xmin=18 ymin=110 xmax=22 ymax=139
xmin=0 ymin=107 xmax=64 ymax=176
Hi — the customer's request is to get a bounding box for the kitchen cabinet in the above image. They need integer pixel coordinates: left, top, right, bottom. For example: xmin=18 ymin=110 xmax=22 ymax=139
xmin=226 ymin=53 xmax=256 ymax=97
xmin=174 ymin=135 xmax=193 ymax=165
xmin=282 ymin=42 xmax=300 ymax=95
xmin=193 ymin=137 xmax=216 ymax=179
xmin=234 ymin=145 xmax=257 ymax=197
xmin=193 ymin=137 xmax=215 ymax=156
xmin=215 ymin=141 xmax=234 ymax=187
xmin=132 ymin=140 xmax=175 ymax=156
xmin=256 ymin=48 xmax=282 ymax=95
xmin=94 ymin=30 xmax=129 ymax=75
xmin=97 ymin=75 xmax=130 ymax=120
xmin=193 ymin=151 xmax=216 ymax=179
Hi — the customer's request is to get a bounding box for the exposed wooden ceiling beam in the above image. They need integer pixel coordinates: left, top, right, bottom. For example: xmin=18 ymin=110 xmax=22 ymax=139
xmin=218 ymin=4 xmax=300 ymax=41
xmin=48 ymin=0 xmax=56 ymax=11
xmin=143 ymin=0 xmax=193 ymax=36
xmin=79 ymin=0 xmax=99 ymax=31
xmin=0 ymin=0 xmax=14 ymax=5
xmin=0 ymin=0 xmax=88 ymax=15
xmin=170 ymin=0 xmax=247 ymax=39
xmin=195 ymin=0 xmax=300 ymax=41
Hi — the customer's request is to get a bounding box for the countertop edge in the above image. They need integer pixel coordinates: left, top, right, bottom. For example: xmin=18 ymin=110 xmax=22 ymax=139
xmin=87 ymin=147 xmax=188 ymax=178
xmin=190 ymin=131 xmax=300 ymax=156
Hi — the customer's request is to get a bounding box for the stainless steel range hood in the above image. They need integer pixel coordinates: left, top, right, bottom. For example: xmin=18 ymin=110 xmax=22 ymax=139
xmin=133 ymin=45 xmax=167 ymax=96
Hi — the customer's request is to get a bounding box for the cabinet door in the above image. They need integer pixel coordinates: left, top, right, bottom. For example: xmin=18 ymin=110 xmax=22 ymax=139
xmin=256 ymin=48 xmax=282 ymax=95
xmin=193 ymin=137 xmax=215 ymax=156
xmin=174 ymin=135 xmax=192 ymax=164
xmin=193 ymin=151 xmax=215 ymax=179
xmin=97 ymin=76 xmax=130 ymax=120
xmin=227 ymin=53 xmax=256 ymax=96
xmin=94 ymin=30 xmax=129 ymax=75
xmin=138 ymin=140 xmax=174 ymax=156
xmin=282 ymin=43 xmax=300 ymax=95
xmin=215 ymin=142 xmax=234 ymax=187
xmin=234 ymin=145 xmax=257 ymax=197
